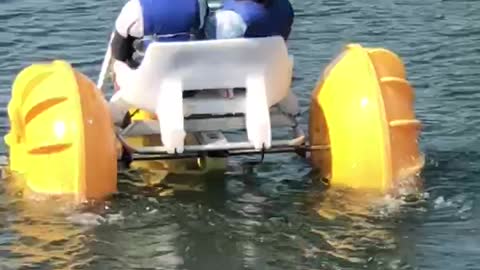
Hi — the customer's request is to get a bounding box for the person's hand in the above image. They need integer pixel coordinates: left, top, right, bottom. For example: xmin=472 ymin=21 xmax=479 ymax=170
xmin=111 ymin=60 xmax=131 ymax=92
xmin=112 ymin=71 xmax=120 ymax=92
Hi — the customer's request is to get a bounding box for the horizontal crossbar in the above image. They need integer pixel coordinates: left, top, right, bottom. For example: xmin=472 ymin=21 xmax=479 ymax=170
xmin=129 ymin=144 xmax=330 ymax=161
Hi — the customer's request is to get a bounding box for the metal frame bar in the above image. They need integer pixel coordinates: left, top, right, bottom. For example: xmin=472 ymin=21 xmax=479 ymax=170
xmin=115 ymin=109 xmax=330 ymax=161
xmin=129 ymin=144 xmax=330 ymax=161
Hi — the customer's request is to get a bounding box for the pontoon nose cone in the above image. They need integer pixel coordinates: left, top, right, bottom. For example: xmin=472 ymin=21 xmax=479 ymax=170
xmin=5 ymin=60 xmax=118 ymax=202
xmin=308 ymin=44 xmax=424 ymax=193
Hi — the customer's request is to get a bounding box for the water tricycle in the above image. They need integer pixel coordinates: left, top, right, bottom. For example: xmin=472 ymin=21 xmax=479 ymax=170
xmin=2 ymin=33 xmax=424 ymax=203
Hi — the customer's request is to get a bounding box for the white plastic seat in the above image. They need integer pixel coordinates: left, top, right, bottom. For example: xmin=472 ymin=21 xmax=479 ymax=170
xmin=110 ymin=36 xmax=296 ymax=154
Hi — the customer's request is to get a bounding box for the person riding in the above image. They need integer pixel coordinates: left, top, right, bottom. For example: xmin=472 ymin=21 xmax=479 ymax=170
xmin=203 ymin=0 xmax=294 ymax=98
xmin=110 ymin=0 xmax=210 ymax=90
xmin=206 ymin=0 xmax=294 ymax=40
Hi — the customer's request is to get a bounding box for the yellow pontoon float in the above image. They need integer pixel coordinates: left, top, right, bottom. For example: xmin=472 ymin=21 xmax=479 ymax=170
xmin=3 ymin=34 xmax=424 ymax=203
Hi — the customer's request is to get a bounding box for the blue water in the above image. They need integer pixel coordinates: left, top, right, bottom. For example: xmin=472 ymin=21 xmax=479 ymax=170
xmin=1 ymin=0 xmax=480 ymax=269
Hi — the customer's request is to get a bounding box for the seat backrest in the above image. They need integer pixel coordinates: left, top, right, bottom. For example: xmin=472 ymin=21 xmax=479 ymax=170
xmin=120 ymin=36 xmax=293 ymax=112
xmin=116 ymin=36 xmax=293 ymax=154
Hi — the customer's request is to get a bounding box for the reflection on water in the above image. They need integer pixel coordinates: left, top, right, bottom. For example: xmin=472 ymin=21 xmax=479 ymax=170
xmin=308 ymin=181 xmax=428 ymax=268
xmin=0 ymin=162 xmax=426 ymax=269
xmin=0 ymin=186 xmax=92 ymax=269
